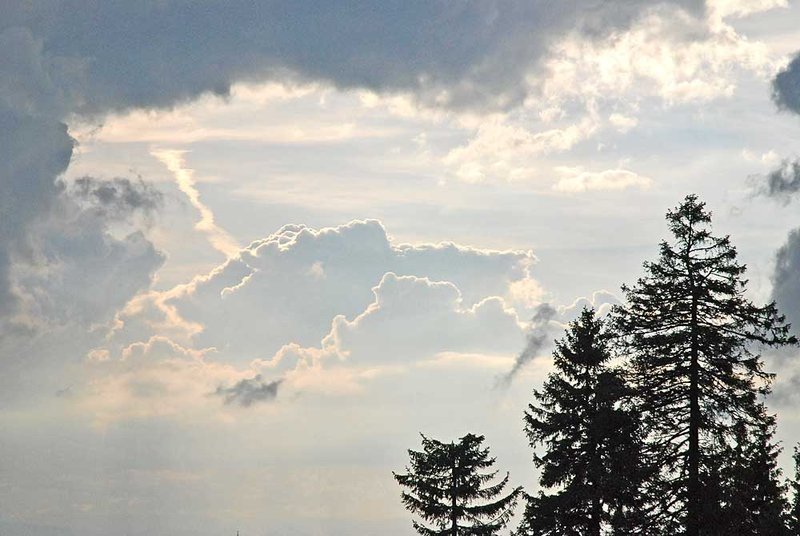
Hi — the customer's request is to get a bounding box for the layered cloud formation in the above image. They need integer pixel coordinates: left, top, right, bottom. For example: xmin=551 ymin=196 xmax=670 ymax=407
xmin=0 ymin=0 xmax=754 ymax=333
xmin=164 ymin=220 xmax=533 ymax=360
xmin=0 ymin=174 xmax=165 ymax=403
xmin=77 ymin=217 xmax=629 ymax=426
xmin=80 ymin=220 xmax=544 ymax=421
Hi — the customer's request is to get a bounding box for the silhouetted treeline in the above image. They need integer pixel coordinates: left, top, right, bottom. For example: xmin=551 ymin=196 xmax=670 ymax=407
xmin=396 ymin=195 xmax=800 ymax=535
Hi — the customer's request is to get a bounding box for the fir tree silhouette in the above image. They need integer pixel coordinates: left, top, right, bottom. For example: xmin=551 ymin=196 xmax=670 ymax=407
xmin=718 ymin=408 xmax=789 ymax=534
xmin=517 ymin=308 xmax=646 ymax=535
xmin=788 ymin=444 xmax=800 ymax=534
xmin=394 ymin=433 xmax=521 ymax=535
xmin=611 ymin=194 xmax=797 ymax=535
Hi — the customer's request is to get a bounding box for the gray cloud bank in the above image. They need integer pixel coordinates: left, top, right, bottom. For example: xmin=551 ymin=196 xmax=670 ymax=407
xmin=0 ymin=0 xmax=711 ymax=402
xmin=768 ymin=226 xmax=800 ymax=429
xmin=3 ymin=0 xmax=704 ymax=116
xmin=769 ymin=51 xmax=800 ymax=343
xmin=0 ymin=174 xmax=165 ymax=402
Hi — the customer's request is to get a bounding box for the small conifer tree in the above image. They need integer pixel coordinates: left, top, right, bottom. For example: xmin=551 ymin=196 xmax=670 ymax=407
xmin=394 ymin=433 xmax=522 ymax=535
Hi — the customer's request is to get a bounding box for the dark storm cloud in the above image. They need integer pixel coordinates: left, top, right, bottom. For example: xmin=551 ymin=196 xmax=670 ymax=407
xmin=768 ymin=55 xmax=800 ymax=351
xmin=2 ymin=0 xmax=705 ymax=115
xmin=773 ymin=53 xmax=800 ymax=115
xmin=0 ymin=111 xmax=74 ymax=314
xmin=0 ymin=0 xmax=705 ymax=323
xmin=214 ymin=375 xmax=283 ymax=407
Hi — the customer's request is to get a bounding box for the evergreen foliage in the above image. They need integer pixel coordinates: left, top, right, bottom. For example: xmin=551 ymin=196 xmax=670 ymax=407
xmin=395 ymin=195 xmax=800 ymax=536
xmin=718 ymin=408 xmax=788 ymax=535
xmin=611 ymin=194 xmax=796 ymax=534
xmin=517 ymin=308 xmax=646 ymax=536
xmin=788 ymin=444 xmax=800 ymax=534
xmin=394 ymin=433 xmax=522 ymax=536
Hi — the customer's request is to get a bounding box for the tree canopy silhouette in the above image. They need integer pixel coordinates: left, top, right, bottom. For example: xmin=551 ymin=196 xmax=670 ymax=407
xmin=394 ymin=194 xmax=800 ymax=536
xmin=518 ymin=307 xmax=646 ymax=536
xmin=717 ymin=408 xmax=789 ymax=534
xmin=611 ymin=194 xmax=797 ymax=535
xmin=788 ymin=444 xmax=800 ymax=534
xmin=394 ymin=433 xmax=521 ymax=536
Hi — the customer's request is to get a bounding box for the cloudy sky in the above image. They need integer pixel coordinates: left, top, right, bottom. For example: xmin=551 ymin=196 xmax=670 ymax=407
xmin=4 ymin=1 xmax=800 ymax=534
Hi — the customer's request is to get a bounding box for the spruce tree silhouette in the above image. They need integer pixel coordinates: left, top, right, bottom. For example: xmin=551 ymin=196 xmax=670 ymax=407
xmin=788 ymin=444 xmax=800 ymax=534
xmin=394 ymin=433 xmax=521 ymax=536
xmin=611 ymin=194 xmax=797 ymax=535
xmin=718 ymin=408 xmax=789 ymax=534
xmin=517 ymin=308 xmax=646 ymax=536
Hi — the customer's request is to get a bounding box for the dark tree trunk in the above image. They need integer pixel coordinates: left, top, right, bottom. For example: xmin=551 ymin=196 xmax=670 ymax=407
xmin=451 ymin=447 xmax=458 ymax=536
xmin=588 ymin=364 xmax=602 ymax=536
xmin=687 ymin=339 xmax=700 ymax=536
xmin=687 ymin=246 xmax=700 ymax=536
xmin=590 ymin=495 xmax=601 ymax=536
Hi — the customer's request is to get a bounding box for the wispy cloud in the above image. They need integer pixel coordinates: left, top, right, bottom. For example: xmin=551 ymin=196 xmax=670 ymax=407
xmin=553 ymin=166 xmax=653 ymax=193
xmin=152 ymin=149 xmax=240 ymax=258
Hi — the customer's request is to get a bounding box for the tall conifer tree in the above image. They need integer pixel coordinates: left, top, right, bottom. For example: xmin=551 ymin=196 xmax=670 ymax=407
xmin=788 ymin=444 xmax=800 ymax=534
xmin=394 ymin=433 xmax=522 ymax=536
xmin=611 ymin=195 xmax=796 ymax=535
xmin=518 ymin=308 xmax=645 ymax=536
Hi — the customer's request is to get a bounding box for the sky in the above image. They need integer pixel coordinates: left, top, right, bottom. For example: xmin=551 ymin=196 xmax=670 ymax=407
xmin=3 ymin=1 xmax=800 ymax=534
